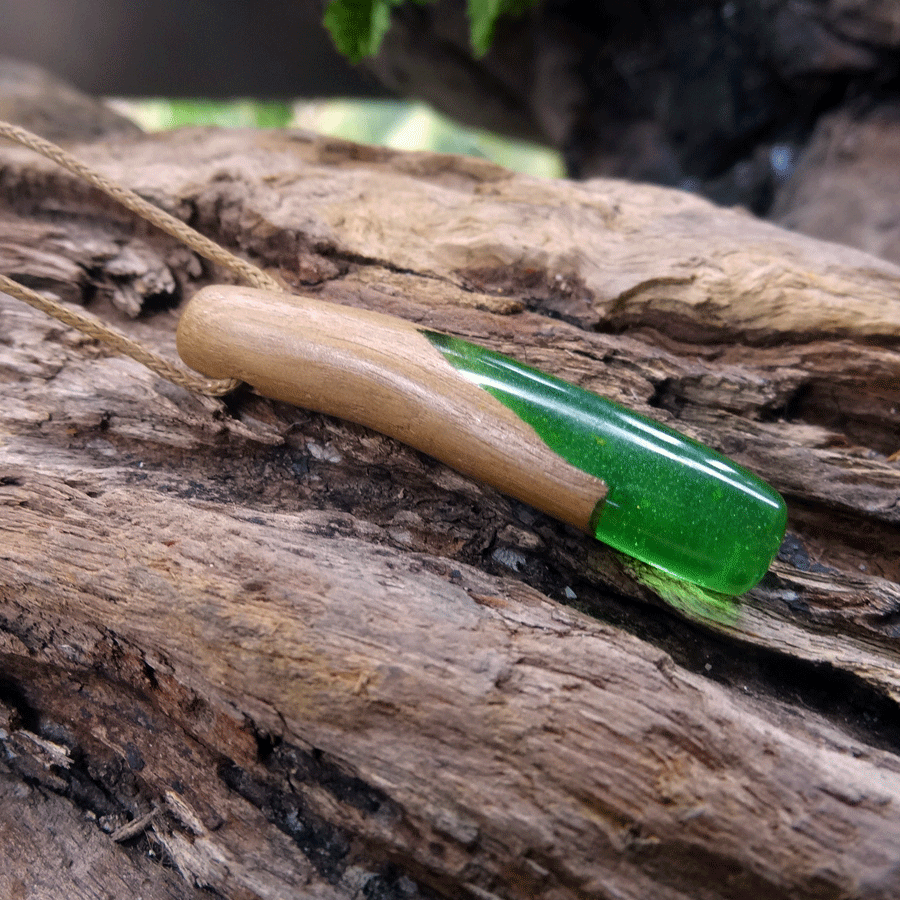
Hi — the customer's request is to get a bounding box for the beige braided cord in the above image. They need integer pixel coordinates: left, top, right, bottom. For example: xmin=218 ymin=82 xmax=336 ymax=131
xmin=0 ymin=272 xmax=240 ymax=395
xmin=0 ymin=119 xmax=282 ymax=293
xmin=0 ymin=118 xmax=292 ymax=396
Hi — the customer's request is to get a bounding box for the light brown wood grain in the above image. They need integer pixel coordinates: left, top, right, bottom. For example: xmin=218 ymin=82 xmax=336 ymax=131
xmin=177 ymin=285 xmax=607 ymax=533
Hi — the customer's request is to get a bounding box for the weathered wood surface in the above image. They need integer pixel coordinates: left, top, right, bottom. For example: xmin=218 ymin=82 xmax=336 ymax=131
xmin=1 ymin=126 xmax=900 ymax=899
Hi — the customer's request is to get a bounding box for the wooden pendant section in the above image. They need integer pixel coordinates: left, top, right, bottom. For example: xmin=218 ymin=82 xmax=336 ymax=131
xmin=177 ymin=286 xmax=607 ymax=533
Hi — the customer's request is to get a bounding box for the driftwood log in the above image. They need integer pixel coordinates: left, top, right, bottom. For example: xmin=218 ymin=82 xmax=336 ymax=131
xmin=1 ymin=116 xmax=900 ymax=898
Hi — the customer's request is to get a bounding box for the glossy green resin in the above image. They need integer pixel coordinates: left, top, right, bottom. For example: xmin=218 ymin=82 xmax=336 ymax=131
xmin=424 ymin=330 xmax=787 ymax=595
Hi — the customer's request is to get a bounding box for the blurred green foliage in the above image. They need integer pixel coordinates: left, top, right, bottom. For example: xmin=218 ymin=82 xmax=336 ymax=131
xmin=117 ymin=99 xmax=295 ymax=130
xmin=323 ymin=0 xmax=540 ymax=62
xmin=113 ymin=98 xmax=563 ymax=179
xmin=294 ymin=99 xmax=563 ymax=177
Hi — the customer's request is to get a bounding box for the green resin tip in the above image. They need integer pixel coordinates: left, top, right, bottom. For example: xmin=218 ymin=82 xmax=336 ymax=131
xmin=424 ymin=330 xmax=787 ymax=596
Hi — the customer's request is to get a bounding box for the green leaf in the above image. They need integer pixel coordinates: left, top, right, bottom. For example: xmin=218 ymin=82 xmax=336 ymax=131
xmin=323 ymin=0 xmax=394 ymax=64
xmin=467 ymin=0 xmax=537 ymax=57
xmin=324 ymin=0 xmax=540 ymax=63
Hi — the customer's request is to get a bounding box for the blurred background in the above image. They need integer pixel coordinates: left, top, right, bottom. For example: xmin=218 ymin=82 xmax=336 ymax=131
xmin=0 ymin=0 xmax=371 ymax=98
xmin=0 ymin=0 xmax=564 ymax=176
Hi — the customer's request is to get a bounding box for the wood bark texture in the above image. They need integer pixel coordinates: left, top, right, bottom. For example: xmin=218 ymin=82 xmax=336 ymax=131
xmin=1 ymin=123 xmax=900 ymax=899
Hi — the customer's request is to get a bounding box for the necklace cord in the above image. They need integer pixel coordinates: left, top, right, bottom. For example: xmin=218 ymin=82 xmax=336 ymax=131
xmin=0 ymin=270 xmax=240 ymax=395
xmin=0 ymin=118 xmax=285 ymax=395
